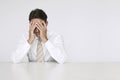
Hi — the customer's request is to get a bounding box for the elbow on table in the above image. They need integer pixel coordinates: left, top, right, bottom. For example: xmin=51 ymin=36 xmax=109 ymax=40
xmin=11 ymin=56 xmax=21 ymax=64
xmin=56 ymin=56 xmax=67 ymax=64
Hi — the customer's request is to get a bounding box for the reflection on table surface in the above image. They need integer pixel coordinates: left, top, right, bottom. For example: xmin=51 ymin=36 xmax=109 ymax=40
xmin=0 ymin=62 xmax=120 ymax=80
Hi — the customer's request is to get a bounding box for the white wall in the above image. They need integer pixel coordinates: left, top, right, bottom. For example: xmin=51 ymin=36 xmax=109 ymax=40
xmin=0 ymin=0 xmax=120 ymax=62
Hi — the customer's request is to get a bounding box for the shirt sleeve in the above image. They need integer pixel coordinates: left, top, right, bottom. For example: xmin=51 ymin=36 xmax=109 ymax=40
xmin=44 ymin=35 xmax=67 ymax=64
xmin=11 ymin=34 xmax=31 ymax=63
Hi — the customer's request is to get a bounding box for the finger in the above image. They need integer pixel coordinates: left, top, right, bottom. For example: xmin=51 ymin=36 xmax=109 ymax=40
xmin=29 ymin=22 xmax=32 ymax=27
xmin=42 ymin=21 xmax=46 ymax=28
xmin=30 ymin=22 xmax=33 ymax=28
xmin=36 ymin=24 xmax=42 ymax=31
xmin=32 ymin=21 xmax=36 ymax=26
xmin=37 ymin=20 xmax=44 ymax=28
xmin=38 ymin=21 xmax=46 ymax=30
xmin=30 ymin=22 xmax=36 ymax=31
xmin=31 ymin=21 xmax=33 ymax=25
xmin=36 ymin=22 xmax=42 ymax=30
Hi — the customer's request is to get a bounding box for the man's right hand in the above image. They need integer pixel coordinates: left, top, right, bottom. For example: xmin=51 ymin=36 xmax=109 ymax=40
xmin=27 ymin=22 xmax=36 ymax=45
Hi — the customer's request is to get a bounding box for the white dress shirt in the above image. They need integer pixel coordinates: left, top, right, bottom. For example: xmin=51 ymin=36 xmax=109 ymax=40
xmin=11 ymin=30 xmax=67 ymax=64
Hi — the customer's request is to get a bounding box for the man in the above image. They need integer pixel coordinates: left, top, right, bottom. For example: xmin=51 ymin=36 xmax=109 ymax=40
xmin=11 ymin=9 xmax=67 ymax=64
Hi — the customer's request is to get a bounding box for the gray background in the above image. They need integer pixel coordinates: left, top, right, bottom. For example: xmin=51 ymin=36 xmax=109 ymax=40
xmin=0 ymin=0 xmax=120 ymax=62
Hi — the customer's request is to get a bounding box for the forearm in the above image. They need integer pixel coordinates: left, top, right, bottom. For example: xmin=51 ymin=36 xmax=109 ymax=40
xmin=11 ymin=40 xmax=31 ymax=63
xmin=45 ymin=40 xmax=67 ymax=64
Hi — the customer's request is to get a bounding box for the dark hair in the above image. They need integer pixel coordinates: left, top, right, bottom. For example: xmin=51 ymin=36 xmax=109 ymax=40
xmin=29 ymin=9 xmax=47 ymax=22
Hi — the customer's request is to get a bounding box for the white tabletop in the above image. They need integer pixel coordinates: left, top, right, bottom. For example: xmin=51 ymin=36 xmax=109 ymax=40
xmin=0 ymin=62 xmax=120 ymax=80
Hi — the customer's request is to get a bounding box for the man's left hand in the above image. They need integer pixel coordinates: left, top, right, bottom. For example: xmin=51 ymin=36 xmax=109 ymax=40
xmin=36 ymin=21 xmax=48 ymax=43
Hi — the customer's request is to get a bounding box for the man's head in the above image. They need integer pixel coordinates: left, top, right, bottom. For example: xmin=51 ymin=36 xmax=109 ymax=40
xmin=29 ymin=8 xmax=48 ymax=23
xmin=29 ymin=9 xmax=48 ymax=35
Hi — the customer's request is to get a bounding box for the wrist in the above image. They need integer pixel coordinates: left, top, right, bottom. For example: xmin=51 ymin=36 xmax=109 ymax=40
xmin=42 ymin=37 xmax=48 ymax=43
xmin=27 ymin=39 xmax=33 ymax=45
